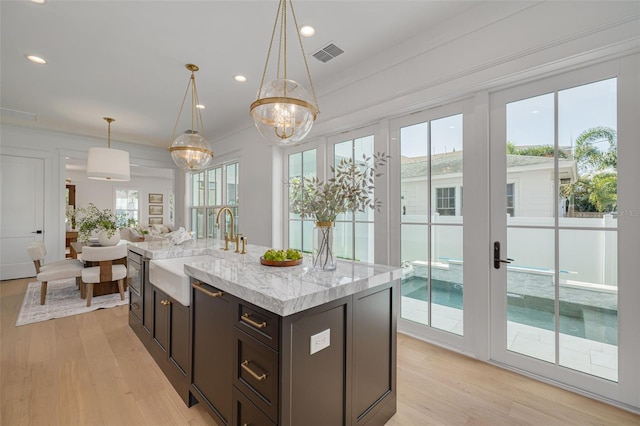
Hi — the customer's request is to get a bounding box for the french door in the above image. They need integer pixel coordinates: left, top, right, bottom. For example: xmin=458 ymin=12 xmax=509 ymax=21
xmin=391 ymin=99 xmax=473 ymax=346
xmin=488 ymin=62 xmax=633 ymax=399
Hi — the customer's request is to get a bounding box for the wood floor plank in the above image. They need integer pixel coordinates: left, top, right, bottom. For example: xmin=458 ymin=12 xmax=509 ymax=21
xmin=1 ymin=277 xmax=638 ymax=426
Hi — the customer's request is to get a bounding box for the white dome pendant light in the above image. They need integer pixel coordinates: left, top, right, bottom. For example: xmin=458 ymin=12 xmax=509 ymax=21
xmin=250 ymin=0 xmax=319 ymax=146
xmin=86 ymin=117 xmax=130 ymax=181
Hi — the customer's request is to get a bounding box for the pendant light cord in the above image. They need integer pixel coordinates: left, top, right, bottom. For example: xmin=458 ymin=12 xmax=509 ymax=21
xmin=169 ymin=65 xmax=204 ymax=142
xmin=103 ymin=117 xmax=115 ymax=148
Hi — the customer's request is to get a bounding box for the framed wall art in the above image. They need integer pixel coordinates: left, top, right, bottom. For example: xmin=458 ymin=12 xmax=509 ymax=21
xmin=149 ymin=193 xmax=163 ymax=204
xmin=149 ymin=205 xmax=163 ymax=216
xmin=149 ymin=217 xmax=163 ymax=225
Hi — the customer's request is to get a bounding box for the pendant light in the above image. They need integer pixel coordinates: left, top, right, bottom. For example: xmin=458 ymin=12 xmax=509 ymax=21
xmin=86 ymin=117 xmax=130 ymax=181
xmin=250 ymin=0 xmax=319 ymax=146
xmin=168 ymin=64 xmax=214 ymax=172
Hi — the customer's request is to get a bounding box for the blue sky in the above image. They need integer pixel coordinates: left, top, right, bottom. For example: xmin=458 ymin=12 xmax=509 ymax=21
xmin=400 ymin=77 xmax=616 ymax=157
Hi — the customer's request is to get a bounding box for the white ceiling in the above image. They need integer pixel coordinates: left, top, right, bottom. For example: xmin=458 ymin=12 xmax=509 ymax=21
xmin=0 ymin=0 xmax=481 ymax=149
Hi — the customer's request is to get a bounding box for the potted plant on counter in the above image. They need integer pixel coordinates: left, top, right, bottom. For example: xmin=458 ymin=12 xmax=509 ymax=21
xmin=76 ymin=203 xmax=120 ymax=246
xmin=290 ymin=152 xmax=389 ymax=271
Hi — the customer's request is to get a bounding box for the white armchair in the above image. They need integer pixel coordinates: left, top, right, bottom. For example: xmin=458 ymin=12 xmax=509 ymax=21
xmin=80 ymin=244 xmax=128 ymax=307
xmin=27 ymin=242 xmax=84 ymax=305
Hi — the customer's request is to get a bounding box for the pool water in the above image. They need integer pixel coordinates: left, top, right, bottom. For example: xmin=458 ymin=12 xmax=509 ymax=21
xmin=402 ymin=276 xmax=617 ymax=345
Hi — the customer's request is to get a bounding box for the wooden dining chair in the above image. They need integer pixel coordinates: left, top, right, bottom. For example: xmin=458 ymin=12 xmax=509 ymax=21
xmin=80 ymin=244 xmax=128 ymax=307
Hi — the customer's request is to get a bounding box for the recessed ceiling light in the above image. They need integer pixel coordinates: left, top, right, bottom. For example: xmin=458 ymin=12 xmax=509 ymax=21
xmin=196 ymin=104 xmax=205 ymax=109
xmin=234 ymin=75 xmax=247 ymax=82
xmin=26 ymin=55 xmax=47 ymax=64
xmin=30 ymin=0 xmax=46 ymax=4
xmin=300 ymin=26 xmax=315 ymax=37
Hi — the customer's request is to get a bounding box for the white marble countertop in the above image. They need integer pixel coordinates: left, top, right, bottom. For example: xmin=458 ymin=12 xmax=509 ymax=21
xmin=126 ymin=238 xmax=401 ymax=316
xmin=183 ymin=243 xmax=402 ymax=317
xmin=126 ymin=239 xmax=212 ymax=259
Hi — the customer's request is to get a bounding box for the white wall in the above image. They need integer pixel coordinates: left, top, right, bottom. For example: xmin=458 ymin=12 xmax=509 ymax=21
xmin=0 ymin=125 xmax=177 ymax=260
xmin=67 ymin=169 xmax=174 ymax=226
xmin=210 ymin=1 xmax=639 ymax=251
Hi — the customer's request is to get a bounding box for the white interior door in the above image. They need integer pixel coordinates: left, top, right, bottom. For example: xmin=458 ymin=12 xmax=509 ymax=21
xmin=1 ymin=154 xmax=45 ymax=280
xmin=488 ymin=62 xmax=627 ymax=400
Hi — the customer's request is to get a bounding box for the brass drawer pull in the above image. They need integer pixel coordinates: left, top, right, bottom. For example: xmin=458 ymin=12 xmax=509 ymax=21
xmin=241 ymin=360 xmax=267 ymax=381
xmin=161 ymin=299 xmax=170 ymax=306
xmin=241 ymin=313 xmax=267 ymax=329
xmin=192 ymin=282 xmax=224 ymax=298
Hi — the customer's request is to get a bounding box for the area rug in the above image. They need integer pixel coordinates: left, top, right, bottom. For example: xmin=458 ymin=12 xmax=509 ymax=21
xmin=15 ymin=278 xmax=128 ymax=326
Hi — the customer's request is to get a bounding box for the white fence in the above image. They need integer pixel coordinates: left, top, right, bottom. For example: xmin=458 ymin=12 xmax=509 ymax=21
xmin=401 ymin=214 xmax=617 ymax=287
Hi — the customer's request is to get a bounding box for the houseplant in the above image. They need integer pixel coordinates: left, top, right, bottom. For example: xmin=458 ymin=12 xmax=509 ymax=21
xmin=75 ymin=203 xmax=120 ymax=245
xmin=290 ymin=152 xmax=389 ymax=270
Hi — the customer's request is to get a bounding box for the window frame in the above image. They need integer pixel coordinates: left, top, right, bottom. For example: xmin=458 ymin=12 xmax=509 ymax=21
xmin=189 ymin=161 xmax=240 ymax=239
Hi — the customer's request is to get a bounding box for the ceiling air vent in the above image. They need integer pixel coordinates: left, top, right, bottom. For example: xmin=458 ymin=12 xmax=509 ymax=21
xmin=312 ymin=42 xmax=344 ymax=63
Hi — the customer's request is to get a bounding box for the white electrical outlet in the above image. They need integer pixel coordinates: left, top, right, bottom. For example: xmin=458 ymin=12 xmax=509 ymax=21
xmin=310 ymin=328 xmax=330 ymax=355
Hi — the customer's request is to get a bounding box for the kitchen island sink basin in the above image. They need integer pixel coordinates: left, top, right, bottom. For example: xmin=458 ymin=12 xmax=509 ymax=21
xmin=149 ymin=255 xmax=215 ymax=306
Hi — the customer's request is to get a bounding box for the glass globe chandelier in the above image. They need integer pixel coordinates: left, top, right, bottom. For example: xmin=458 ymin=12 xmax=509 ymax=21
xmin=168 ymin=64 xmax=214 ymax=172
xmin=250 ymin=0 xmax=319 ymax=146
xmin=86 ymin=117 xmax=130 ymax=181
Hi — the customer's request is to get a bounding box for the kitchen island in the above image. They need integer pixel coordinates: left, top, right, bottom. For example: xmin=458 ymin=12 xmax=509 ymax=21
xmin=127 ymin=240 xmax=401 ymax=426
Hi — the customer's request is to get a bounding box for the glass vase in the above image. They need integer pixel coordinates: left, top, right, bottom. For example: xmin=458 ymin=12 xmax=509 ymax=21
xmin=313 ymin=221 xmax=337 ymax=271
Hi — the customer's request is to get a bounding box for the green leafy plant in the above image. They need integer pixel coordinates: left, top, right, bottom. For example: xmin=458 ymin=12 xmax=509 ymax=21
xmin=289 ymin=152 xmax=390 ymax=223
xmin=75 ymin=203 xmax=118 ymax=241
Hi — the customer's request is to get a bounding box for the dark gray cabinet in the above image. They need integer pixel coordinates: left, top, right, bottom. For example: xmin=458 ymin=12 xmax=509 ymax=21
xmin=190 ymin=281 xmax=234 ymax=424
xmin=149 ymin=286 xmax=191 ymax=405
xmin=131 ymin=266 xmax=397 ymax=426
xmin=189 ymin=277 xmax=398 ymax=426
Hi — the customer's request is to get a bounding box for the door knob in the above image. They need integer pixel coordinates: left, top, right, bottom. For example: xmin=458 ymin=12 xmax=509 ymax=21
xmin=493 ymin=241 xmax=513 ymax=269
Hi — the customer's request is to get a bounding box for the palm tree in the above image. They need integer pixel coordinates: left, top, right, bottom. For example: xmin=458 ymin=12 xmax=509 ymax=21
xmin=574 ymin=126 xmax=617 ymax=173
xmin=562 ymin=126 xmax=617 ymax=213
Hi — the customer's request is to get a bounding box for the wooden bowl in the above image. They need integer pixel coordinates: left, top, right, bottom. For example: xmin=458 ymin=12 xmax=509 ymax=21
xmin=260 ymin=257 xmax=303 ymax=267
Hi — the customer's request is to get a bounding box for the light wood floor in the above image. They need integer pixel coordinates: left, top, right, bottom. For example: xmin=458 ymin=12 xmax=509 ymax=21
xmin=2 ymin=277 xmax=638 ymax=426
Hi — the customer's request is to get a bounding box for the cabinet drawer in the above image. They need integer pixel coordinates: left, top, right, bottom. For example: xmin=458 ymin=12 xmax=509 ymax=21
xmin=129 ymin=286 xmax=142 ymax=321
xmin=233 ymin=328 xmax=279 ymax=422
xmin=236 ymin=302 xmax=280 ymax=351
xmin=232 ymin=387 xmax=276 ymax=426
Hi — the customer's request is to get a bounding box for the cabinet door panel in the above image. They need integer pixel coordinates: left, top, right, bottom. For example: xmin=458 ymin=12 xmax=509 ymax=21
xmin=353 ymin=287 xmax=393 ymax=418
xmin=191 ymin=281 xmax=233 ymax=424
xmin=289 ymin=304 xmax=346 ymax=426
xmin=143 ymin=266 xmax=153 ymax=334
xmin=169 ymin=301 xmax=189 ymax=376
xmin=153 ymin=288 xmax=169 ymax=353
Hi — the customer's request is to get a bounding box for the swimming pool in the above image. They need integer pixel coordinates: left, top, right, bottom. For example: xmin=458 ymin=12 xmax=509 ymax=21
xmin=402 ymin=276 xmax=617 ymax=345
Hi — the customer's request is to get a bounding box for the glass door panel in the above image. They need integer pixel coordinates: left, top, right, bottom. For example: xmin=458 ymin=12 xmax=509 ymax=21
xmin=491 ymin=76 xmax=618 ymax=381
xmin=399 ymin=113 xmax=463 ymax=335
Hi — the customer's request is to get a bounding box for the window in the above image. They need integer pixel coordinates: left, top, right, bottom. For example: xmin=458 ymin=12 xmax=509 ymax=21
xmin=333 ymin=135 xmax=375 ymax=262
xmin=436 ymin=187 xmax=456 ymax=216
xmin=288 ymin=149 xmax=316 ymax=253
xmin=506 ymin=183 xmax=515 ymax=216
xmin=190 ymin=162 xmax=239 ymax=239
xmin=115 ymin=189 xmax=139 ymax=226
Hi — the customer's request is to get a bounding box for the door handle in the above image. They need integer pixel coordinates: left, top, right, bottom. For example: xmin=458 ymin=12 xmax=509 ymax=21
xmin=31 ymin=230 xmax=43 ymax=234
xmin=493 ymin=241 xmax=513 ymax=269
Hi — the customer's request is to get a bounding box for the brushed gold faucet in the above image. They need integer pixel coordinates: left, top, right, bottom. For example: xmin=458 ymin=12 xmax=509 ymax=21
xmin=215 ymin=206 xmax=235 ymax=251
